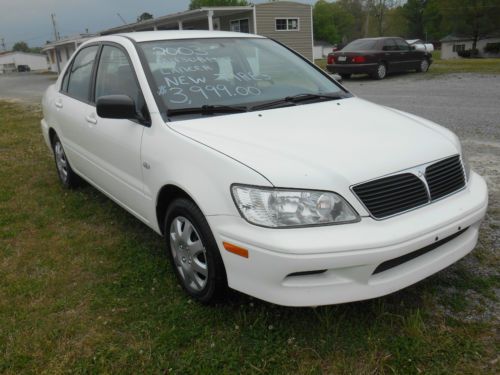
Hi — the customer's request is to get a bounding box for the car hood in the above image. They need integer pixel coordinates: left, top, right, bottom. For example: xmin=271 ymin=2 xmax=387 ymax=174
xmin=168 ymin=97 xmax=459 ymax=190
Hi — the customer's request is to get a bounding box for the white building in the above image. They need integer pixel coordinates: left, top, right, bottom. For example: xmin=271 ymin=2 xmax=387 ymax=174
xmin=0 ymin=51 xmax=48 ymax=73
xmin=42 ymin=34 xmax=95 ymax=73
xmin=440 ymin=35 xmax=500 ymax=59
xmin=313 ymin=41 xmax=336 ymax=59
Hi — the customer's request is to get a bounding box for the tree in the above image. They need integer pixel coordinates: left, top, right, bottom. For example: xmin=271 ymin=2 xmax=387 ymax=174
xmin=403 ymin=0 xmax=427 ymax=39
xmin=137 ymin=12 xmax=153 ymax=22
xmin=189 ymin=0 xmax=248 ymax=10
xmin=12 ymin=41 xmax=29 ymax=52
xmin=438 ymin=0 xmax=500 ymax=51
xmin=313 ymin=0 xmax=339 ymax=44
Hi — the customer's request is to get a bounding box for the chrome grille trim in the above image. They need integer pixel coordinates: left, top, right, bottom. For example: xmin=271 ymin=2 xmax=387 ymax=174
xmin=351 ymin=155 xmax=467 ymax=220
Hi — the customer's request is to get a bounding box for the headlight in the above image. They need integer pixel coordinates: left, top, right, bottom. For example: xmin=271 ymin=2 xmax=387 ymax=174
xmin=231 ymin=185 xmax=359 ymax=228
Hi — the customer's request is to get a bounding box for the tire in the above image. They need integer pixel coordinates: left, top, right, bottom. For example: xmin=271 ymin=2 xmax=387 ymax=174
xmin=340 ymin=73 xmax=351 ymax=79
xmin=52 ymin=134 xmax=80 ymax=188
xmin=164 ymin=198 xmax=227 ymax=303
xmin=371 ymin=63 xmax=387 ymax=80
xmin=417 ymin=59 xmax=429 ymax=73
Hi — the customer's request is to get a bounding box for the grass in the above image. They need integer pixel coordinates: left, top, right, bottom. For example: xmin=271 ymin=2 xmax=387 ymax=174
xmin=315 ymin=50 xmax=500 ymax=75
xmin=0 ymin=101 xmax=499 ymax=374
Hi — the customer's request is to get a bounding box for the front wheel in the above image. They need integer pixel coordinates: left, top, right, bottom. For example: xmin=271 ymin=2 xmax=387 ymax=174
xmin=417 ymin=59 xmax=429 ymax=73
xmin=165 ymin=198 xmax=227 ymax=303
xmin=371 ymin=63 xmax=387 ymax=80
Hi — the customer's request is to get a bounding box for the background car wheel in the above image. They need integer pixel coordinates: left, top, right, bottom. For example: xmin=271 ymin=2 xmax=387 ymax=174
xmin=340 ymin=73 xmax=351 ymax=79
xmin=52 ymin=134 xmax=80 ymax=188
xmin=372 ymin=63 xmax=387 ymax=80
xmin=417 ymin=59 xmax=429 ymax=73
xmin=165 ymin=198 xmax=227 ymax=303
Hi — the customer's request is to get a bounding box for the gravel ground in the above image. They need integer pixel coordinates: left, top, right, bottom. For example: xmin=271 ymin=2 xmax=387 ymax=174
xmin=0 ymin=72 xmax=57 ymax=103
xmin=1 ymin=71 xmax=498 ymax=323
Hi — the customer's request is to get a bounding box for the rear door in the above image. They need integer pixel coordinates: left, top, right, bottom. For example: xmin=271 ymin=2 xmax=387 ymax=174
xmin=381 ymin=39 xmax=398 ymax=71
xmin=55 ymin=45 xmax=100 ymax=175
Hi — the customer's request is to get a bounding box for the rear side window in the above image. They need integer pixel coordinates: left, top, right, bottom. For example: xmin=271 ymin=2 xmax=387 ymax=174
xmin=94 ymin=46 xmax=141 ymax=107
xmin=342 ymin=39 xmax=378 ymax=51
xmin=66 ymin=45 xmax=99 ymax=102
xmin=382 ymin=39 xmax=398 ymax=51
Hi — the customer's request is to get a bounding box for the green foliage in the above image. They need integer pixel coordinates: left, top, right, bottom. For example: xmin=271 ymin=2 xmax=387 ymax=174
xmin=12 ymin=41 xmax=29 ymax=52
xmin=137 ymin=12 xmax=153 ymax=22
xmin=189 ymin=0 xmax=248 ymax=10
xmin=313 ymin=0 xmax=358 ymax=44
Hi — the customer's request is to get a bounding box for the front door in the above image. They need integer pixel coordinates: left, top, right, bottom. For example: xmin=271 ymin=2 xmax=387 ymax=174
xmin=83 ymin=44 xmax=150 ymax=221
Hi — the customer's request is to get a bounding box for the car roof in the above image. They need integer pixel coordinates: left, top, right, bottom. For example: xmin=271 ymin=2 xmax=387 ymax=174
xmin=113 ymin=30 xmax=266 ymax=43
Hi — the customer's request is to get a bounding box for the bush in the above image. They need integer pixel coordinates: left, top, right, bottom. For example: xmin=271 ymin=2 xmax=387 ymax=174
xmin=484 ymin=43 xmax=500 ymax=54
xmin=457 ymin=49 xmax=479 ymax=58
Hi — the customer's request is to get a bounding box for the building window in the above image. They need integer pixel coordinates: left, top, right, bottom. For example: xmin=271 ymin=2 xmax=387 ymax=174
xmin=452 ymin=44 xmax=465 ymax=53
xmin=230 ymin=19 xmax=249 ymax=33
xmin=275 ymin=18 xmax=299 ymax=31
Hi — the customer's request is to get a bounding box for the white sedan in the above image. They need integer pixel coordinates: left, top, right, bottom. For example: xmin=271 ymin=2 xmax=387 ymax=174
xmin=41 ymin=31 xmax=488 ymax=306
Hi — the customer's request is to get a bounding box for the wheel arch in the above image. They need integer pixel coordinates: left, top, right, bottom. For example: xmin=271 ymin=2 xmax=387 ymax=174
xmin=156 ymin=184 xmax=200 ymax=235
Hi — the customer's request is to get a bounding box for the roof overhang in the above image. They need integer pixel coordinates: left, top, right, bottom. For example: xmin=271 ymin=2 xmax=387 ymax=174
xmin=100 ymin=6 xmax=254 ymax=35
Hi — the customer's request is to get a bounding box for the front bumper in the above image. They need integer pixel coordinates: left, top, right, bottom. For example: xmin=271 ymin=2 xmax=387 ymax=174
xmin=208 ymin=172 xmax=488 ymax=306
xmin=326 ymin=63 xmax=378 ymax=75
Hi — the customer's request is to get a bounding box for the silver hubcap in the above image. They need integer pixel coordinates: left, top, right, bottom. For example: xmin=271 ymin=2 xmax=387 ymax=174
xmin=54 ymin=142 xmax=68 ymax=181
xmin=169 ymin=216 xmax=208 ymax=292
xmin=378 ymin=64 xmax=386 ymax=78
xmin=421 ymin=60 xmax=429 ymax=72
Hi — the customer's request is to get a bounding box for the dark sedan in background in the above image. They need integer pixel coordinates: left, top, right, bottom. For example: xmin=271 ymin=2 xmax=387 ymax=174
xmin=326 ymin=37 xmax=432 ymax=80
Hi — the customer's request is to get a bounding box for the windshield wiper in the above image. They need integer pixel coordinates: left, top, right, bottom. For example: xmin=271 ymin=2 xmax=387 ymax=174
xmin=250 ymin=93 xmax=345 ymax=111
xmin=167 ymin=104 xmax=248 ymax=117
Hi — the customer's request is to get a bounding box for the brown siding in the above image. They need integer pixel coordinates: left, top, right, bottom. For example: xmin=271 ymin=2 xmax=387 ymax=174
xmin=255 ymin=1 xmax=313 ymax=60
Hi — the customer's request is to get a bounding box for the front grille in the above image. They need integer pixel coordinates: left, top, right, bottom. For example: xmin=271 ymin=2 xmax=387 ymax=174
xmin=426 ymin=155 xmax=466 ymax=200
xmin=352 ymin=155 xmax=466 ymax=219
xmin=352 ymin=173 xmax=429 ymax=219
xmin=373 ymin=227 xmax=468 ymax=274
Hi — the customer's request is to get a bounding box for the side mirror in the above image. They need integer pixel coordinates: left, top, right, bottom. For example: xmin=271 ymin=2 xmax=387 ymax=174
xmin=96 ymin=95 xmax=137 ymax=120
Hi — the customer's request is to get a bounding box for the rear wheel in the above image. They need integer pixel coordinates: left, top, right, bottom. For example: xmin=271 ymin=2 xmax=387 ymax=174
xmin=417 ymin=59 xmax=429 ymax=73
xmin=340 ymin=73 xmax=351 ymax=79
xmin=165 ymin=198 xmax=227 ymax=303
xmin=52 ymin=134 xmax=80 ymax=188
xmin=371 ymin=63 xmax=387 ymax=80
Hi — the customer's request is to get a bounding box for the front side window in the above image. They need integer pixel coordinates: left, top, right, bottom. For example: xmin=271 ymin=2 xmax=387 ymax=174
xmin=66 ymin=45 xmax=99 ymax=102
xmin=275 ymin=18 xmax=299 ymax=31
xmin=230 ymin=19 xmax=250 ymax=33
xmin=139 ymin=38 xmax=344 ymax=112
xmin=395 ymin=39 xmax=410 ymax=51
xmin=94 ymin=45 xmax=142 ymax=110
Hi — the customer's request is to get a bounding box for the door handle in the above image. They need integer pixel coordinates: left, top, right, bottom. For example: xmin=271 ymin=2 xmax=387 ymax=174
xmin=85 ymin=114 xmax=97 ymax=125
xmin=54 ymin=99 xmax=63 ymax=109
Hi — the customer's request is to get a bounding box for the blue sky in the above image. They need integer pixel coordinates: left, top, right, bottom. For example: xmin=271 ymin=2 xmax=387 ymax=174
xmin=0 ymin=0 xmax=316 ymax=49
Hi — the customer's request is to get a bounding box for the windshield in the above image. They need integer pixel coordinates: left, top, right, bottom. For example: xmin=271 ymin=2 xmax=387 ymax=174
xmin=342 ymin=39 xmax=378 ymax=51
xmin=139 ymin=38 xmax=344 ymax=112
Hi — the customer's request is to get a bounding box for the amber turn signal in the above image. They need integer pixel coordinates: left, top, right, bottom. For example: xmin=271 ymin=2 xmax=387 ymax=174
xmin=223 ymin=242 xmax=249 ymax=258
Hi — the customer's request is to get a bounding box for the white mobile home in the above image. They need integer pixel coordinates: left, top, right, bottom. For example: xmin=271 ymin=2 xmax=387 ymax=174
xmin=0 ymin=52 xmax=48 ymax=73
xmin=440 ymin=35 xmax=500 ymax=59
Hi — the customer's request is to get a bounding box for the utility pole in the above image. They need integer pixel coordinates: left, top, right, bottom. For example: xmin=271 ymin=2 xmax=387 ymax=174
xmin=51 ymin=13 xmax=61 ymax=73
xmin=51 ymin=13 xmax=60 ymax=41
xmin=117 ymin=13 xmax=128 ymax=25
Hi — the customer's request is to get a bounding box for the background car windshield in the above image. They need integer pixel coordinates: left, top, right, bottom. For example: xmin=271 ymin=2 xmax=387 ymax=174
xmin=139 ymin=38 xmax=343 ymax=110
xmin=342 ymin=39 xmax=378 ymax=51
